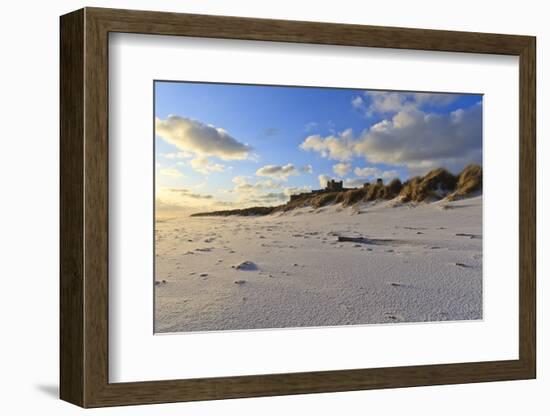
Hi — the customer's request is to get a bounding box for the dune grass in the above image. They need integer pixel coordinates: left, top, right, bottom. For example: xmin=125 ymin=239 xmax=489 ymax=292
xmin=191 ymin=165 xmax=482 ymax=217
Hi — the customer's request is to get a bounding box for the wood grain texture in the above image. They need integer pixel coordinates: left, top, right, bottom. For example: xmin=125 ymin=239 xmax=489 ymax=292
xmin=59 ymin=7 xmax=537 ymax=408
xmin=59 ymin=8 xmax=84 ymax=406
xmin=518 ymin=38 xmax=536 ymax=375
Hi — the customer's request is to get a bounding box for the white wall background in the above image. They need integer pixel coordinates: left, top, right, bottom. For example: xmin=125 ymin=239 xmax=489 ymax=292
xmin=0 ymin=0 xmax=546 ymax=414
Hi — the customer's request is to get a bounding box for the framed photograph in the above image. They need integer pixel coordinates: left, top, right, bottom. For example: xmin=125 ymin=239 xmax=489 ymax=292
xmin=60 ymin=7 xmax=536 ymax=408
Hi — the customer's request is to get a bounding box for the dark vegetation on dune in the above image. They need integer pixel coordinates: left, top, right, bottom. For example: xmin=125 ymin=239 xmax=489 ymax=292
xmin=191 ymin=164 xmax=482 ymax=217
xmin=447 ymin=164 xmax=482 ymax=201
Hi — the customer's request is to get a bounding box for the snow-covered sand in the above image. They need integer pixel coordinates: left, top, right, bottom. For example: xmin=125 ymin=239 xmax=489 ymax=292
xmin=155 ymin=196 xmax=482 ymax=333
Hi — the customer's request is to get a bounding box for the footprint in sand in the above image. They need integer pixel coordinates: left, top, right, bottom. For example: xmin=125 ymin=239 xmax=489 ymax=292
xmin=384 ymin=313 xmax=402 ymax=321
xmin=455 ymin=233 xmax=481 ymax=239
xmin=195 ymin=247 xmax=213 ymax=252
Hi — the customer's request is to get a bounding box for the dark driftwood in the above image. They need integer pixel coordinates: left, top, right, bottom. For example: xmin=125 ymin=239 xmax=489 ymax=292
xmin=60 ymin=7 xmax=536 ymax=408
xmin=338 ymin=236 xmax=371 ymax=243
xmin=337 ymin=236 xmax=384 ymax=245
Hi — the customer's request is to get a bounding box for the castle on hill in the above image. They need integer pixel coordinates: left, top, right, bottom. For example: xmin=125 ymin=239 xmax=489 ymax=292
xmin=288 ymin=177 xmax=382 ymax=201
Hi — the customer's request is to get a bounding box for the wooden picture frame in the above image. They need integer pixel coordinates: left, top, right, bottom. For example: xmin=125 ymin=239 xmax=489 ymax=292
xmin=60 ymin=7 xmax=536 ymax=408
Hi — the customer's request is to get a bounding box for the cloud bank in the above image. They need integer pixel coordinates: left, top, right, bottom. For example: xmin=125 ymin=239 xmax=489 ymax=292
xmin=300 ymin=102 xmax=482 ymax=175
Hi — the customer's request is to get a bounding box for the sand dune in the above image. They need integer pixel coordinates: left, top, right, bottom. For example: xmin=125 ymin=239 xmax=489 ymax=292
xmin=154 ymin=195 xmax=482 ymax=333
xmin=191 ymin=165 xmax=482 ymax=218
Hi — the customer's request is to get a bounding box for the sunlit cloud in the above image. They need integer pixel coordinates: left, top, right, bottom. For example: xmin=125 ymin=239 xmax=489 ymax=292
xmin=354 ymin=104 xmax=482 ymax=175
xmin=155 ymin=186 xmax=222 ymax=212
xmin=318 ymin=174 xmax=331 ymax=188
xmin=163 ymin=151 xmax=194 ymax=159
xmin=301 ymin=102 xmax=481 ymax=175
xmin=225 ymin=176 xmax=290 ymax=207
xmin=158 ymin=167 xmax=184 ymax=178
xmin=256 ymin=163 xmax=300 ymax=180
xmin=156 ymin=115 xmax=252 ymax=160
xmin=300 ymin=129 xmax=354 ymax=161
xmin=190 ymin=157 xmax=226 ymax=174
xmin=332 ymin=162 xmax=351 ymax=177
xmin=166 ymin=188 xmax=213 ymax=199
xmin=343 ymin=178 xmax=366 ymax=188
xmin=283 ymin=186 xmax=312 ymax=196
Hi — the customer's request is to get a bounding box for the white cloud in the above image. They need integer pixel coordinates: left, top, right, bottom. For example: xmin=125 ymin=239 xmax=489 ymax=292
xmin=354 ymin=166 xmax=380 ymax=178
xmin=246 ymin=192 xmax=287 ymax=204
xmin=256 ymin=179 xmax=283 ymax=189
xmin=303 ymin=102 xmax=481 ymax=175
xmin=363 ymin=91 xmax=459 ymax=116
xmin=229 ymin=176 xmax=288 ymax=206
xmin=158 ymin=167 xmax=184 ymax=178
xmin=300 ymin=129 xmax=354 ymax=161
xmin=283 ymin=186 xmax=312 ymax=196
xmin=231 ymin=176 xmax=255 ymax=194
xmin=344 ymin=178 xmax=366 ymax=188
xmin=333 ymin=162 xmax=351 ymax=177
xmin=353 ymin=167 xmax=398 ymax=180
xmin=318 ymin=174 xmax=331 ymax=188
xmin=163 ymin=151 xmax=193 ymax=159
xmin=255 ymin=163 xmax=299 ymax=180
xmin=301 ymin=164 xmax=313 ymax=174
xmin=190 ymin=157 xmax=226 ymax=174
xmin=155 ymin=186 xmax=219 ymax=212
xmin=155 ymin=115 xmax=251 ymax=160
xmin=354 ymin=104 xmax=482 ymax=175
xmin=413 ymin=92 xmax=458 ymax=108
xmin=364 ymin=91 xmax=410 ymax=115
xmin=231 ymin=176 xmax=283 ymax=193
xmin=381 ymin=170 xmax=400 ymax=180
xmin=351 ymin=96 xmax=364 ymax=109
xmin=166 ymin=188 xmax=213 ymax=200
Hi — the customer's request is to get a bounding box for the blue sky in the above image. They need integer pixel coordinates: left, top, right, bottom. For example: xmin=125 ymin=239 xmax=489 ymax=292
xmin=154 ymin=81 xmax=482 ymax=211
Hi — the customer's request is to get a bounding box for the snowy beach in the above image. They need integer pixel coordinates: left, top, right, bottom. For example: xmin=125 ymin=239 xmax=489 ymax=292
xmin=155 ymin=195 xmax=482 ymax=333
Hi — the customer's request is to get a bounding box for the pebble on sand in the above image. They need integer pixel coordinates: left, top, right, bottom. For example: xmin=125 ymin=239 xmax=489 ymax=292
xmin=232 ymin=261 xmax=258 ymax=271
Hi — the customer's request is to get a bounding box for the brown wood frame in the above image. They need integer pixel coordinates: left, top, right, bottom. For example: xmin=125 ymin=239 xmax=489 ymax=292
xmin=60 ymin=7 xmax=536 ymax=408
